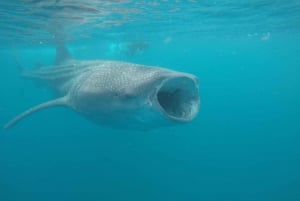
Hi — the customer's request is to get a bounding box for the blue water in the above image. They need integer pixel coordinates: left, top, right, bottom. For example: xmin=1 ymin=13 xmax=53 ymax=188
xmin=1 ymin=1 xmax=300 ymax=201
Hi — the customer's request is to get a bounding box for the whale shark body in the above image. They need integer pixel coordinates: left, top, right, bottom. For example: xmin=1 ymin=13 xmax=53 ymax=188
xmin=4 ymin=44 xmax=200 ymax=130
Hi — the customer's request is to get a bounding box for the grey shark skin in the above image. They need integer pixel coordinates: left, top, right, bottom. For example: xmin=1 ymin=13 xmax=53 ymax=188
xmin=4 ymin=45 xmax=200 ymax=130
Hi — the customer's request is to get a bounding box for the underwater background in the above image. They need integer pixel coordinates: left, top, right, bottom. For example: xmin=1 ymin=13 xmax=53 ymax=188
xmin=1 ymin=1 xmax=300 ymax=201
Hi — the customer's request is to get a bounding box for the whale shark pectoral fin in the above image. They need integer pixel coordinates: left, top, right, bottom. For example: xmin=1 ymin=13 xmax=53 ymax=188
xmin=3 ymin=96 xmax=69 ymax=129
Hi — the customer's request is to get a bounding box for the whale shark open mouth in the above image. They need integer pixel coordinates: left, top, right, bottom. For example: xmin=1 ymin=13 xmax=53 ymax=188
xmin=156 ymin=76 xmax=200 ymax=122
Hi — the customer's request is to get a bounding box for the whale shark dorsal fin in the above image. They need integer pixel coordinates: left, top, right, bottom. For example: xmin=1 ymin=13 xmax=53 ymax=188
xmin=55 ymin=43 xmax=72 ymax=65
xmin=4 ymin=96 xmax=69 ymax=129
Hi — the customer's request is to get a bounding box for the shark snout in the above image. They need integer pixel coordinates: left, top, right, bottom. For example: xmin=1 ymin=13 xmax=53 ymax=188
xmin=154 ymin=75 xmax=200 ymax=122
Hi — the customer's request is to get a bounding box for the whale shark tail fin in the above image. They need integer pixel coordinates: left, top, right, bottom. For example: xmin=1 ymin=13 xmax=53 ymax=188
xmin=3 ymin=96 xmax=69 ymax=129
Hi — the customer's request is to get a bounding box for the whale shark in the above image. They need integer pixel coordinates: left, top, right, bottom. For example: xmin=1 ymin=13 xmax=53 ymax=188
xmin=4 ymin=44 xmax=200 ymax=130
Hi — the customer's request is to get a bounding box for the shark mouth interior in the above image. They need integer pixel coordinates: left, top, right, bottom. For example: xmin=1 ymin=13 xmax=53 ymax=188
xmin=156 ymin=76 xmax=200 ymax=122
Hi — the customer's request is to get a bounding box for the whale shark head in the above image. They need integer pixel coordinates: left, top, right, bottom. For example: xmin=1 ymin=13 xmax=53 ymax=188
xmin=72 ymin=65 xmax=200 ymax=129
